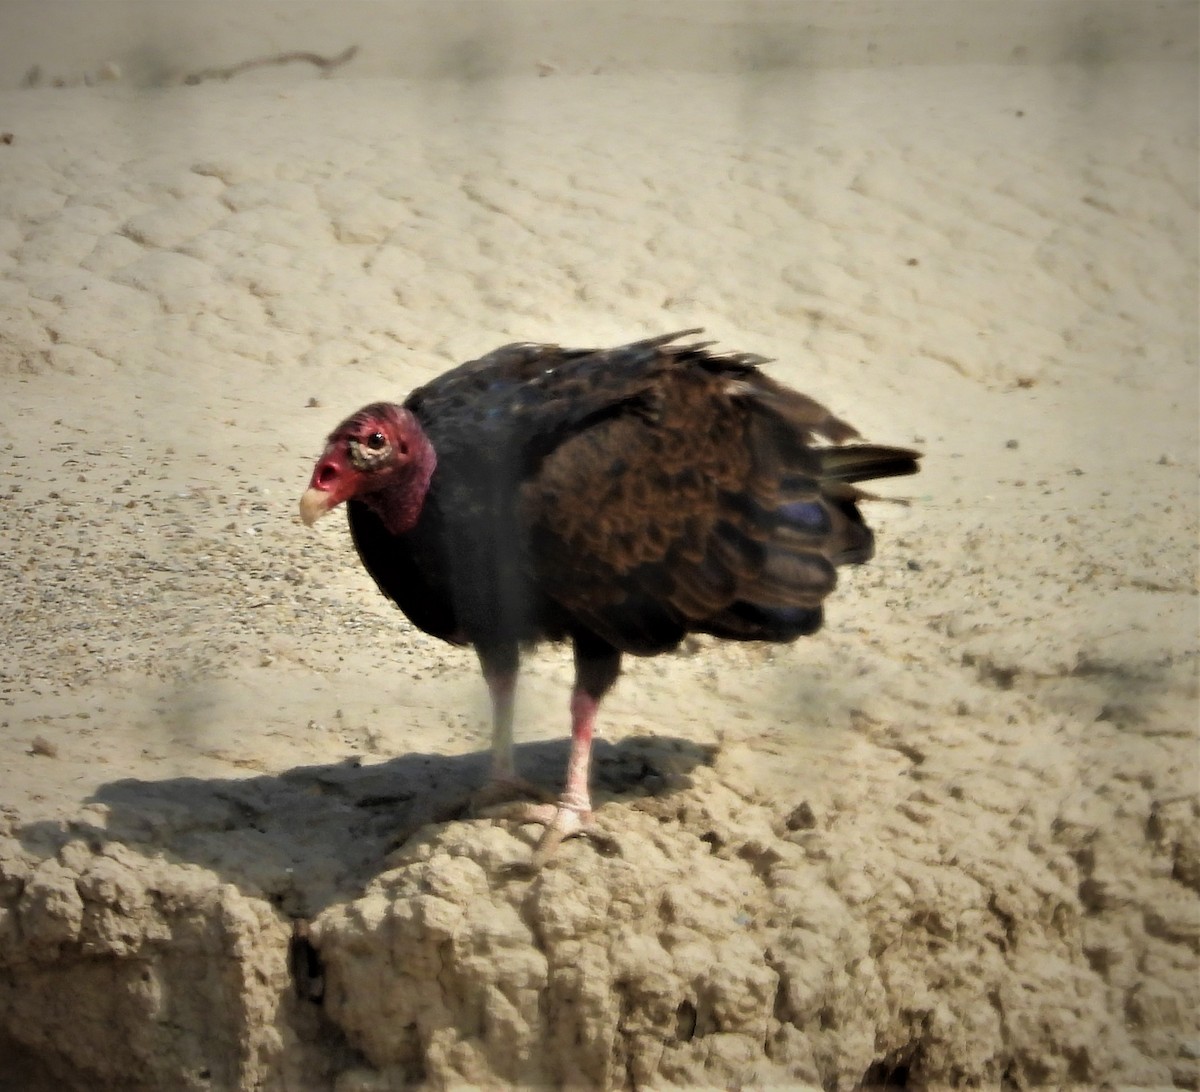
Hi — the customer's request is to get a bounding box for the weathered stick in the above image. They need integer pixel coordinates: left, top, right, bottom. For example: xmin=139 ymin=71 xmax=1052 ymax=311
xmin=182 ymin=44 xmax=358 ymax=85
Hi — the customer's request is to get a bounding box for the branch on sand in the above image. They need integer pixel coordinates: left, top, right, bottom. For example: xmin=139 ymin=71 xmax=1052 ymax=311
xmin=182 ymin=45 xmax=358 ymax=85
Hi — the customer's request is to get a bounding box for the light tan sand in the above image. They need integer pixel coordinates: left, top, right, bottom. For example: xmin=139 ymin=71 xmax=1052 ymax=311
xmin=0 ymin=2 xmax=1197 ymax=1088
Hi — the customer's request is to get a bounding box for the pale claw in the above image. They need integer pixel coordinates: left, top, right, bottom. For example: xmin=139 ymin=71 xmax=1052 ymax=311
xmin=524 ymin=802 xmax=593 ymax=869
xmin=489 ymin=800 xmax=617 ymax=871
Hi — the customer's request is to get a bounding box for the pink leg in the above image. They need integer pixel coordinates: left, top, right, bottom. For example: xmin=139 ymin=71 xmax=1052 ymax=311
xmin=485 ymin=686 xmax=603 ymax=868
xmin=559 ymin=689 xmax=598 ymax=812
xmin=481 ymin=635 xmax=620 ymax=868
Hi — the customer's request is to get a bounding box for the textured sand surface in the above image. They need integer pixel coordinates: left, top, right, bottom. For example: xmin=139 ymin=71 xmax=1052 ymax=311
xmin=0 ymin=4 xmax=1197 ymax=1089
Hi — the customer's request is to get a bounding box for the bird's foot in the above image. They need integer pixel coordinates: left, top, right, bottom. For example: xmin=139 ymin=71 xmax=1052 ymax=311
xmin=488 ymin=798 xmax=616 ymax=871
xmin=512 ymin=800 xmax=593 ymax=869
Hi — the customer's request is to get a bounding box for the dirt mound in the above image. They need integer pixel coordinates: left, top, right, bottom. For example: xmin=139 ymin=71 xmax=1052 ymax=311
xmin=3 ymin=720 xmax=1195 ymax=1089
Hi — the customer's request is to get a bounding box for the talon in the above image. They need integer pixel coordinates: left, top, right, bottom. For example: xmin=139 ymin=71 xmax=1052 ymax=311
xmin=529 ymin=804 xmax=593 ymax=869
xmin=485 ymin=799 xmax=609 ymax=869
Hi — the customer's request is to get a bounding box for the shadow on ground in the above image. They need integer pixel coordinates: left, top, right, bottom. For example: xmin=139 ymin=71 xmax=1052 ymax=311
xmin=17 ymin=734 xmax=714 ymax=917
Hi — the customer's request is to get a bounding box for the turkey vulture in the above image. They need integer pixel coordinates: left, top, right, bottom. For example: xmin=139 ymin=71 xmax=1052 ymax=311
xmin=299 ymin=330 xmax=919 ymax=866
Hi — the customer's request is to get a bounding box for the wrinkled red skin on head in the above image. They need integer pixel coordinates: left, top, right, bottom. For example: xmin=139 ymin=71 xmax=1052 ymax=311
xmin=300 ymin=403 xmax=436 ymax=534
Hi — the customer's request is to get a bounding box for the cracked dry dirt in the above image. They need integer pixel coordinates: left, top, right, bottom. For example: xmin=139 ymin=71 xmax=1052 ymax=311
xmin=0 ymin=32 xmax=1197 ymax=1092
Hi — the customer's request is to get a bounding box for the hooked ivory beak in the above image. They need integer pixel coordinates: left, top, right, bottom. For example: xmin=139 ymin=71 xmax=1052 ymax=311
xmin=299 ymin=487 xmax=332 ymax=527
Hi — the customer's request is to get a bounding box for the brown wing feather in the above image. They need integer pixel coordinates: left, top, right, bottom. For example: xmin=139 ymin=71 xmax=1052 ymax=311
xmin=521 ymin=341 xmax=919 ymax=654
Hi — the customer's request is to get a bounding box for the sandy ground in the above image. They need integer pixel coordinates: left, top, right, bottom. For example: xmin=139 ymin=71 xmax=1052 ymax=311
xmin=0 ymin=3 xmax=1197 ymax=1089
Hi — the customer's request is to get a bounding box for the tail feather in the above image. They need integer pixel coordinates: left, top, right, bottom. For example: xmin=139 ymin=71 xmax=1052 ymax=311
xmin=816 ymin=443 xmax=921 ymax=485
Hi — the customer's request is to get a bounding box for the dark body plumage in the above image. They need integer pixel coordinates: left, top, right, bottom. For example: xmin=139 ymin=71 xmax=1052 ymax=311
xmin=344 ymin=330 xmax=919 ymax=671
xmin=302 ymin=330 xmax=920 ymax=863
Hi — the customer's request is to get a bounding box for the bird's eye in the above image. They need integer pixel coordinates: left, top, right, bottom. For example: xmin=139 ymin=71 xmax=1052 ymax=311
xmin=366 ymin=431 xmax=386 ymax=450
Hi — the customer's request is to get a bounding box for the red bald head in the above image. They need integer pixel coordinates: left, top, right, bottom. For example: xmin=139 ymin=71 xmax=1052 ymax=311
xmin=300 ymin=402 xmax=436 ymax=534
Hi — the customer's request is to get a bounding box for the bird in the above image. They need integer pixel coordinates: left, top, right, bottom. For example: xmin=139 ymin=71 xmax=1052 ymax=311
xmin=299 ymin=330 xmax=920 ymax=866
